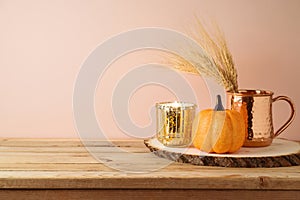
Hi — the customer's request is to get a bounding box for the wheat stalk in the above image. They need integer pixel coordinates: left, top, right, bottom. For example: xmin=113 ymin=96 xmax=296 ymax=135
xmin=167 ymin=19 xmax=238 ymax=92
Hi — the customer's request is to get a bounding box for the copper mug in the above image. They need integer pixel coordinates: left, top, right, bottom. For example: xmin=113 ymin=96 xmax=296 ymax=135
xmin=227 ymin=89 xmax=296 ymax=147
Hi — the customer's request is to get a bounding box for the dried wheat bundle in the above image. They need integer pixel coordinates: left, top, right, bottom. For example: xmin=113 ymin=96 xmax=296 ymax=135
xmin=168 ymin=19 xmax=238 ymax=92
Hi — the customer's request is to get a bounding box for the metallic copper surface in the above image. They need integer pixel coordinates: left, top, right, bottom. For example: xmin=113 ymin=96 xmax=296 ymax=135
xmin=227 ymin=89 xmax=295 ymax=147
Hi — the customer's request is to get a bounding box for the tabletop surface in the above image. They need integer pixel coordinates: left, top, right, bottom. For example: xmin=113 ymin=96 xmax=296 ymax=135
xmin=0 ymin=138 xmax=299 ymax=190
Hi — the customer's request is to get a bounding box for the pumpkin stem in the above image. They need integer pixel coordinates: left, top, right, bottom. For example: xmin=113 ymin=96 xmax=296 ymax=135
xmin=214 ymin=95 xmax=224 ymax=111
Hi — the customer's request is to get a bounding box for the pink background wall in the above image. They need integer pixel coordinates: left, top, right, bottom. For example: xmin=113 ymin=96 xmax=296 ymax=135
xmin=0 ymin=0 xmax=299 ymax=140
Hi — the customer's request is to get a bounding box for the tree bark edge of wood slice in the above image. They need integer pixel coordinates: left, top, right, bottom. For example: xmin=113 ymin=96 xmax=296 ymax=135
xmin=144 ymin=138 xmax=300 ymax=168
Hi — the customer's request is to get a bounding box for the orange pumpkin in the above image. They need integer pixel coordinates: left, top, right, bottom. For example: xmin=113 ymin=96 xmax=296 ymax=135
xmin=193 ymin=95 xmax=245 ymax=153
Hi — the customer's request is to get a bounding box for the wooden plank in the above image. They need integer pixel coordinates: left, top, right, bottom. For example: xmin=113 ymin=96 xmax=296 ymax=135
xmin=0 ymin=152 xmax=170 ymax=166
xmin=1 ymin=168 xmax=299 ymax=178
xmin=0 ymin=152 xmax=98 ymax=164
xmin=0 ymin=138 xmax=84 ymax=147
xmin=0 ymin=146 xmax=148 ymax=153
xmin=0 ymin=163 xmax=113 ymax=171
xmin=0 ymin=138 xmax=142 ymax=147
xmin=0 ymin=162 xmax=299 ymax=173
xmin=0 ymin=138 xmax=299 ymax=191
xmin=0 ymin=170 xmax=300 ymax=190
xmin=0 ymin=189 xmax=299 ymax=200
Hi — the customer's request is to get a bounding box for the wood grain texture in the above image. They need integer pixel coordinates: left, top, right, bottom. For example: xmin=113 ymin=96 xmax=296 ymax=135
xmin=144 ymin=138 xmax=300 ymax=168
xmin=0 ymin=138 xmax=299 ymax=193
xmin=0 ymin=190 xmax=299 ymax=200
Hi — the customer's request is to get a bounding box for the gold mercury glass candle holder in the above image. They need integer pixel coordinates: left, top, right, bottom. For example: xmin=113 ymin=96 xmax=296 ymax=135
xmin=156 ymin=102 xmax=197 ymax=147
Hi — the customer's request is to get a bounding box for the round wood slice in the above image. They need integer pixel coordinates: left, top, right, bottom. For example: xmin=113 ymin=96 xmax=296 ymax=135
xmin=144 ymin=138 xmax=300 ymax=168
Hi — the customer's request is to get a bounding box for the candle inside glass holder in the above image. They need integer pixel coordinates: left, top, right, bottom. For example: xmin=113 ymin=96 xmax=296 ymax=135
xmin=156 ymin=102 xmax=196 ymax=147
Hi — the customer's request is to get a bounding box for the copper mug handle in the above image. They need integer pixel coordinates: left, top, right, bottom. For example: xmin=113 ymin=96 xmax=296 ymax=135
xmin=272 ymin=96 xmax=296 ymax=138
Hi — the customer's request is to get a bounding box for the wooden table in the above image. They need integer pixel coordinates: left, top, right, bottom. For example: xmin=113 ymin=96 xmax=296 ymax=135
xmin=0 ymin=138 xmax=299 ymax=199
